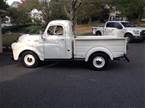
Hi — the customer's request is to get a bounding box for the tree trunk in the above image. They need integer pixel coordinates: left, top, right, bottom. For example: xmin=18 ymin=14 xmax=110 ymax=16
xmin=0 ymin=17 xmax=2 ymax=53
xmin=64 ymin=0 xmax=82 ymax=34
xmin=88 ymin=17 xmax=92 ymax=24
xmin=71 ymin=0 xmax=76 ymax=32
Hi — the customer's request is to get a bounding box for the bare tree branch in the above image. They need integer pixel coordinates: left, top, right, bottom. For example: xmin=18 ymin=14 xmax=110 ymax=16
xmin=64 ymin=0 xmax=82 ymax=31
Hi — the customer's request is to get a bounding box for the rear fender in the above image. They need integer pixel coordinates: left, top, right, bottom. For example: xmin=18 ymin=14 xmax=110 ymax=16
xmin=85 ymin=47 xmax=114 ymax=62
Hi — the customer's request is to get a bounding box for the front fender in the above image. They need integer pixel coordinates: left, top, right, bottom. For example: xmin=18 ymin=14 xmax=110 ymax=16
xmin=85 ymin=47 xmax=114 ymax=62
xmin=125 ymin=29 xmax=139 ymax=36
xmin=12 ymin=42 xmax=44 ymax=61
xmin=92 ymin=27 xmax=103 ymax=34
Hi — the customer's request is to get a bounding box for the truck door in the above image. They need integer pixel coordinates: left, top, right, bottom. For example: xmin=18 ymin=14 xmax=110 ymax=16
xmin=104 ymin=22 xmax=114 ymax=35
xmin=104 ymin=22 xmax=124 ymax=37
xmin=43 ymin=25 xmax=69 ymax=59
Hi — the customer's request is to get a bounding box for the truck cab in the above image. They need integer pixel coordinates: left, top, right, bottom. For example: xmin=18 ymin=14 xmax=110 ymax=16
xmin=103 ymin=21 xmax=125 ymax=36
xmin=12 ymin=20 xmax=128 ymax=70
xmin=42 ymin=20 xmax=73 ymax=59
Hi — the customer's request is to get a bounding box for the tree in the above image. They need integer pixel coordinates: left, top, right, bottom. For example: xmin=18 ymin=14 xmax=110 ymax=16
xmin=78 ymin=0 xmax=102 ymax=23
xmin=8 ymin=0 xmax=50 ymax=25
xmin=0 ymin=0 xmax=8 ymax=19
xmin=0 ymin=0 xmax=8 ymax=10
xmin=113 ymin=0 xmax=145 ymax=20
xmin=49 ymin=0 xmax=67 ymax=21
xmin=8 ymin=7 xmax=31 ymax=25
xmin=21 ymin=0 xmax=50 ymax=23
xmin=0 ymin=0 xmax=8 ymax=53
xmin=64 ymin=0 xmax=82 ymax=30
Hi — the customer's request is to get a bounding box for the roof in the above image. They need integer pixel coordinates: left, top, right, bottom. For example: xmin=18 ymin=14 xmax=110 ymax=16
xmin=49 ymin=20 xmax=72 ymax=26
xmin=107 ymin=20 xmax=129 ymax=23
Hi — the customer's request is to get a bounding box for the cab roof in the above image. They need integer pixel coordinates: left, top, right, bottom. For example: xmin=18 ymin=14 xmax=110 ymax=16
xmin=107 ymin=21 xmax=129 ymax=23
xmin=49 ymin=20 xmax=72 ymax=26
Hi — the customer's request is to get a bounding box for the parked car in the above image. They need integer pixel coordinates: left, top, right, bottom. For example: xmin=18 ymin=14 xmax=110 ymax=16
xmin=92 ymin=21 xmax=145 ymax=42
xmin=12 ymin=20 xmax=129 ymax=70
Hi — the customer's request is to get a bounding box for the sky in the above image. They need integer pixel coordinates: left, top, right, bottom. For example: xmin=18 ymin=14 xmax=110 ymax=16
xmin=6 ymin=0 xmax=49 ymax=5
xmin=6 ymin=0 xmax=21 ymax=5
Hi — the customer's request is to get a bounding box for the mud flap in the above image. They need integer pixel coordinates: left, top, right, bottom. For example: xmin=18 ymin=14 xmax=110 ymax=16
xmin=124 ymin=54 xmax=130 ymax=62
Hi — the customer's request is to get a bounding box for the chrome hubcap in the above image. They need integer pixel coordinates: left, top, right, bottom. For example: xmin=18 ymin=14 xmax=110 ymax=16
xmin=24 ymin=54 xmax=35 ymax=66
xmin=93 ymin=56 xmax=105 ymax=68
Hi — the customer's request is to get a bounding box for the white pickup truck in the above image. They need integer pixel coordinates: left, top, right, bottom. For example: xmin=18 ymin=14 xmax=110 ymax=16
xmin=92 ymin=21 xmax=145 ymax=42
xmin=12 ymin=20 xmax=129 ymax=70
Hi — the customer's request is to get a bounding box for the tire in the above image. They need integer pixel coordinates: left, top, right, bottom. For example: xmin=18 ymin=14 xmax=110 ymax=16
xmin=125 ymin=33 xmax=133 ymax=43
xmin=21 ymin=51 xmax=40 ymax=68
xmin=88 ymin=53 xmax=109 ymax=71
xmin=95 ymin=31 xmax=102 ymax=36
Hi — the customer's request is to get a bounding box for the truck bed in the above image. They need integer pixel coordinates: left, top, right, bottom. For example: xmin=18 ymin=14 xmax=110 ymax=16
xmin=74 ymin=36 xmax=127 ymax=59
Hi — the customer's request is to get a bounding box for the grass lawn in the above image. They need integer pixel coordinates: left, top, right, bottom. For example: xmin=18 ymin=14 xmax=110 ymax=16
xmin=75 ymin=22 xmax=102 ymax=35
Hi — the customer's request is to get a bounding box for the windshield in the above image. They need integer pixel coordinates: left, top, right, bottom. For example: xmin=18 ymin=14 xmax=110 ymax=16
xmin=121 ymin=22 xmax=136 ymax=27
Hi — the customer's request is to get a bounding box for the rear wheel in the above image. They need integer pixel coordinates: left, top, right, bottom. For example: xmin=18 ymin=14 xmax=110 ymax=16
xmin=88 ymin=53 xmax=109 ymax=71
xmin=21 ymin=51 xmax=40 ymax=68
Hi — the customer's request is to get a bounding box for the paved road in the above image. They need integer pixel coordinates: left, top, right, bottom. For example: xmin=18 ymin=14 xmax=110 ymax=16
xmin=0 ymin=43 xmax=145 ymax=108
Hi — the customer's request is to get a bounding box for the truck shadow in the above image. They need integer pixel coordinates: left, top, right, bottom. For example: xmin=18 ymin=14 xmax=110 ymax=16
xmin=41 ymin=60 xmax=89 ymax=70
xmin=41 ymin=60 xmax=125 ymax=72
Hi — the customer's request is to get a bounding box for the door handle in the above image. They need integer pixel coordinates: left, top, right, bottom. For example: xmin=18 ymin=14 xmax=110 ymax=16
xmin=60 ymin=39 xmax=65 ymax=41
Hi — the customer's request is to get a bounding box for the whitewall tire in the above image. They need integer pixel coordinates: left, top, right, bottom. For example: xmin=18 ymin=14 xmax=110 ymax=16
xmin=89 ymin=53 xmax=109 ymax=71
xmin=21 ymin=51 xmax=40 ymax=68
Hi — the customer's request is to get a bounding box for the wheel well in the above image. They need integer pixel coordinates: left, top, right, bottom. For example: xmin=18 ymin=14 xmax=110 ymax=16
xmin=124 ymin=32 xmax=133 ymax=37
xmin=19 ymin=50 xmax=39 ymax=60
xmin=96 ymin=31 xmax=102 ymax=35
xmin=89 ymin=51 xmax=111 ymax=61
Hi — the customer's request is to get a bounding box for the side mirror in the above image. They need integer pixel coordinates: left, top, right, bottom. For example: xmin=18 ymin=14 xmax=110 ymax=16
xmin=40 ymin=33 xmax=46 ymax=41
xmin=39 ymin=30 xmax=43 ymax=34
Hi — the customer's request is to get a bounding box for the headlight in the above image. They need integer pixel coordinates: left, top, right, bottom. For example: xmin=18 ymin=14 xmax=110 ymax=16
xmin=133 ymin=30 xmax=140 ymax=34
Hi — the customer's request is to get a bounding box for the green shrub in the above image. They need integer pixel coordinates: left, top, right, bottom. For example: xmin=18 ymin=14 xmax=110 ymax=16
xmin=2 ymin=33 xmax=20 ymax=47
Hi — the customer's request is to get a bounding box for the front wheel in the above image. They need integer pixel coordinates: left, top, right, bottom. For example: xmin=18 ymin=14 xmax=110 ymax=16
xmin=21 ymin=51 xmax=40 ymax=68
xmin=88 ymin=53 xmax=109 ymax=71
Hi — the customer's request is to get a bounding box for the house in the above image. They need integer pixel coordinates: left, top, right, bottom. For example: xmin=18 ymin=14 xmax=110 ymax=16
xmin=107 ymin=6 xmax=126 ymax=21
xmin=39 ymin=0 xmax=50 ymax=4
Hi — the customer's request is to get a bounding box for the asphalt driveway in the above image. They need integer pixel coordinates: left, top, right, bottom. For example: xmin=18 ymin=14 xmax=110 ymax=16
xmin=0 ymin=43 xmax=145 ymax=108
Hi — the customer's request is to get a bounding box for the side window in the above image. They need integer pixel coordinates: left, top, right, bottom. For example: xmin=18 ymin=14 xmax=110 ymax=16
xmin=47 ymin=26 xmax=55 ymax=35
xmin=106 ymin=22 xmax=123 ymax=29
xmin=114 ymin=22 xmax=123 ymax=29
xmin=106 ymin=22 xmax=114 ymax=28
xmin=47 ymin=25 xmax=63 ymax=36
xmin=55 ymin=26 xmax=63 ymax=35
